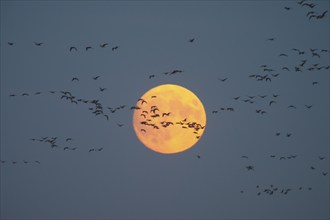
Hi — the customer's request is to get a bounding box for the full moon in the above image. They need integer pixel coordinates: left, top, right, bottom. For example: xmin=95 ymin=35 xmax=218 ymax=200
xmin=132 ymin=84 xmax=206 ymax=154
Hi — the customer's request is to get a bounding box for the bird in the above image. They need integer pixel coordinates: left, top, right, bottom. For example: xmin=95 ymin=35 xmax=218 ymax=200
xmin=218 ymin=78 xmax=228 ymax=82
xmin=85 ymin=46 xmax=93 ymax=51
xmin=100 ymin=43 xmax=108 ymax=48
xmin=188 ymin=38 xmax=195 ymax=43
xmin=312 ymin=81 xmax=319 ymax=85
xmin=196 ymin=155 xmax=201 ymax=159
xmin=267 ymin=38 xmax=275 ymax=41
xmin=269 ymin=100 xmax=276 ymax=106
xmin=8 ymin=42 xmax=14 ymax=46
xmin=233 ymin=96 xmax=240 ymax=100
xmin=241 ymin=156 xmax=248 ymax=159
xmin=138 ymin=98 xmax=147 ymax=105
xmin=149 ymin=74 xmax=155 ymax=79
xmin=288 ymin=105 xmax=296 ymax=109
xmin=66 ymin=138 xmax=72 ymax=142
xmin=69 ymin=46 xmax=77 ymax=52
xmin=246 ymin=165 xmax=255 ymax=171
xmin=34 ymin=42 xmax=43 ymax=46
xmin=35 ymin=161 xmax=41 ymax=164
xmin=72 ymin=77 xmax=79 ymax=81
xmin=276 ymin=132 xmax=280 ymax=136
xmin=117 ymin=123 xmax=124 ymax=127
xmin=93 ymin=76 xmax=100 ymax=80
xmin=112 ymin=46 xmax=119 ymax=51
xmin=282 ymin=67 xmax=290 ymax=71
xmin=322 ymin=172 xmax=328 ymax=176
xmin=22 ymin=93 xmax=29 ymax=96
xmin=286 ymin=133 xmax=292 ymax=137
xmin=305 ymin=105 xmax=313 ymax=109
xmin=279 ymin=53 xmax=288 ymax=57
xmin=310 ymin=166 xmax=315 ymax=170
xmin=284 ymin=7 xmax=291 ymax=10
xmin=318 ymin=156 xmax=325 ymax=160
xmin=99 ymin=87 xmax=107 ymax=92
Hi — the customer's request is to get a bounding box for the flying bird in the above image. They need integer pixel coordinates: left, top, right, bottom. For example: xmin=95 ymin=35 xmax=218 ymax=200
xmin=112 ymin=46 xmax=119 ymax=51
xmin=85 ymin=46 xmax=93 ymax=51
xmin=8 ymin=42 xmax=14 ymax=46
xmin=269 ymin=100 xmax=276 ymax=106
xmin=246 ymin=165 xmax=255 ymax=171
xmin=218 ymin=78 xmax=228 ymax=82
xmin=188 ymin=38 xmax=195 ymax=43
xmin=99 ymin=87 xmax=107 ymax=92
xmin=149 ymin=74 xmax=155 ymax=79
xmin=34 ymin=42 xmax=43 ymax=46
xmin=72 ymin=77 xmax=79 ymax=82
xmin=93 ymin=76 xmax=100 ymax=80
xmin=69 ymin=46 xmax=77 ymax=52
xmin=100 ymin=43 xmax=108 ymax=48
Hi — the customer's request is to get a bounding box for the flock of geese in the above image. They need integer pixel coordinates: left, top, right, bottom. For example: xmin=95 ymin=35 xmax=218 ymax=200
xmin=2 ymin=1 xmax=329 ymax=201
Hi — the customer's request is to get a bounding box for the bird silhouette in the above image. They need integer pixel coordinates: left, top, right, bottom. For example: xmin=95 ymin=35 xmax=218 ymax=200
xmin=99 ymin=87 xmax=107 ymax=92
xmin=305 ymin=105 xmax=313 ymax=109
xmin=85 ymin=46 xmax=93 ymax=51
xmin=112 ymin=46 xmax=119 ymax=51
xmin=34 ymin=42 xmax=43 ymax=46
xmin=269 ymin=100 xmax=276 ymax=106
xmin=218 ymin=78 xmax=228 ymax=82
xmin=69 ymin=46 xmax=77 ymax=52
xmin=149 ymin=74 xmax=155 ymax=79
xmin=72 ymin=77 xmax=79 ymax=82
xmin=188 ymin=38 xmax=195 ymax=43
xmin=246 ymin=165 xmax=255 ymax=171
xmin=93 ymin=76 xmax=100 ymax=80
xmin=100 ymin=43 xmax=108 ymax=48
xmin=284 ymin=7 xmax=291 ymax=10
xmin=8 ymin=42 xmax=14 ymax=46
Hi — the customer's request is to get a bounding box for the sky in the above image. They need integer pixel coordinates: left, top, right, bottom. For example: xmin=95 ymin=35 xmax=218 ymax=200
xmin=1 ymin=1 xmax=329 ymax=219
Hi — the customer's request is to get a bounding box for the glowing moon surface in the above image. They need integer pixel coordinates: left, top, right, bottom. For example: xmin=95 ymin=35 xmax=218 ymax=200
xmin=132 ymin=84 xmax=207 ymax=154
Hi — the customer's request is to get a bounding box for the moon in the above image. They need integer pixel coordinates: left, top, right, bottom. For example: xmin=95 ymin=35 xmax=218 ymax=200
xmin=132 ymin=84 xmax=207 ymax=154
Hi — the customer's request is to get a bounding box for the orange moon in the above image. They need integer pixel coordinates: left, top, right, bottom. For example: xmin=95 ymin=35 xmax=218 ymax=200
xmin=132 ymin=84 xmax=206 ymax=154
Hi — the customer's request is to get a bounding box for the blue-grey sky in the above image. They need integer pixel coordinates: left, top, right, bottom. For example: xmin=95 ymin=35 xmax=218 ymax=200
xmin=1 ymin=1 xmax=329 ymax=219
